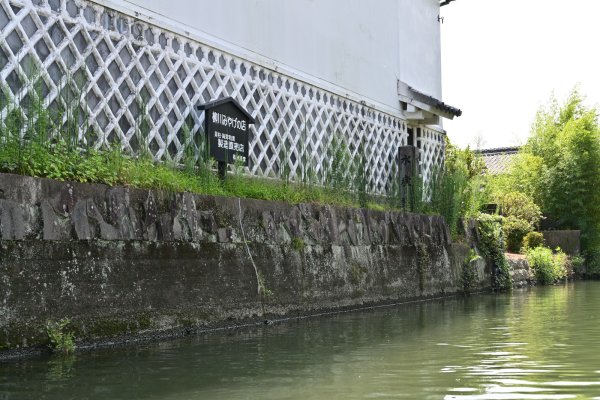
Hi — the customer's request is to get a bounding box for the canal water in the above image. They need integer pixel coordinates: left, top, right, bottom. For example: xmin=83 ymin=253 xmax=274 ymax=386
xmin=1 ymin=282 xmax=600 ymax=399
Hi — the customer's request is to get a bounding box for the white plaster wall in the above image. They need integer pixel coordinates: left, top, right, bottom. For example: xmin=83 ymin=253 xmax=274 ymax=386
xmin=398 ymin=0 xmax=442 ymax=99
xmin=121 ymin=0 xmax=441 ymax=110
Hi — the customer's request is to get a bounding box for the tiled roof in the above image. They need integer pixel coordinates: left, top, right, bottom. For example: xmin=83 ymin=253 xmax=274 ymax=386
xmin=476 ymin=147 xmax=520 ymax=175
xmin=407 ymin=85 xmax=462 ymax=117
xmin=440 ymin=0 xmax=457 ymax=6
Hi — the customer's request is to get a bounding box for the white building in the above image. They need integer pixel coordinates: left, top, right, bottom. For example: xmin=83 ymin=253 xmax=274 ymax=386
xmin=0 ymin=0 xmax=460 ymax=193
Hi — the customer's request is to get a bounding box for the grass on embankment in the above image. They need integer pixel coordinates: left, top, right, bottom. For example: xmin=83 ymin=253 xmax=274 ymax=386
xmin=0 ymin=135 xmax=379 ymax=210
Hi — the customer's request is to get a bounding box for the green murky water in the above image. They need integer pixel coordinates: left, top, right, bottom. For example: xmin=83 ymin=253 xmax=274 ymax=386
xmin=1 ymin=282 xmax=600 ymax=399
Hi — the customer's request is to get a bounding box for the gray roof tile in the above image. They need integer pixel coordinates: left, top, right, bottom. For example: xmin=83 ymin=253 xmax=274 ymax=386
xmin=476 ymin=147 xmax=520 ymax=175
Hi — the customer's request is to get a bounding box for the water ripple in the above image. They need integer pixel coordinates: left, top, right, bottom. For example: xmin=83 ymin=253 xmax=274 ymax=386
xmin=2 ymin=282 xmax=600 ymax=400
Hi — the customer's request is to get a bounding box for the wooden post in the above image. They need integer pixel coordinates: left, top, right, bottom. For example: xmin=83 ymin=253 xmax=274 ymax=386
xmin=217 ymin=161 xmax=227 ymax=181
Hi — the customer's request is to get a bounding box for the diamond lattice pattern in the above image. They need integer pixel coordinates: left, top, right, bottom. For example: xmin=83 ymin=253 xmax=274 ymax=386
xmin=0 ymin=0 xmax=445 ymax=194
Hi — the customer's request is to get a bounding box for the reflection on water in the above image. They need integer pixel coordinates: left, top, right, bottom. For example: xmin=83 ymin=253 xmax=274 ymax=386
xmin=1 ymin=282 xmax=600 ymax=399
xmin=441 ymin=283 xmax=600 ymax=400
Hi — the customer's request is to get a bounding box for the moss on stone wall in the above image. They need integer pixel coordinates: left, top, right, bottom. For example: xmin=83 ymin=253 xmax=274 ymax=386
xmin=349 ymin=262 xmax=368 ymax=286
xmin=416 ymin=243 xmax=430 ymax=293
xmin=291 ymin=237 xmax=306 ymax=252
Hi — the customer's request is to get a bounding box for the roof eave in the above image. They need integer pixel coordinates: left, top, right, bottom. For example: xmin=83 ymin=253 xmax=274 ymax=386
xmin=398 ymin=81 xmax=462 ymax=120
xmin=440 ymin=0 xmax=457 ymax=7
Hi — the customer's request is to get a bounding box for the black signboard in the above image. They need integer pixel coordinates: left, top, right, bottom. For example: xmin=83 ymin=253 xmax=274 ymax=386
xmin=197 ymin=97 xmax=255 ymax=166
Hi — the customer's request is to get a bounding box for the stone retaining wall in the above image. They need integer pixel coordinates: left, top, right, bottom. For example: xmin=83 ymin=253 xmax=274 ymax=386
xmin=507 ymin=253 xmax=533 ymax=288
xmin=0 ymin=173 xmax=491 ymax=353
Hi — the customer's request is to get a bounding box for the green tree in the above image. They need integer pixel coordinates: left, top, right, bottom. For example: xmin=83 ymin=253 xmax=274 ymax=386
xmin=506 ymin=90 xmax=600 ymax=255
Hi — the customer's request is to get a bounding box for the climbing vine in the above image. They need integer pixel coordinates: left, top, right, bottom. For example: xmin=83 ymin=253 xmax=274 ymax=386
xmin=476 ymin=213 xmax=512 ymax=291
xmin=461 ymin=249 xmax=481 ymax=294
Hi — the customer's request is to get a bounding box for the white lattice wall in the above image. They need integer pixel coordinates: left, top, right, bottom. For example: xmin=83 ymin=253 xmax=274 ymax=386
xmin=417 ymin=126 xmax=446 ymax=185
xmin=0 ymin=0 xmax=445 ymax=194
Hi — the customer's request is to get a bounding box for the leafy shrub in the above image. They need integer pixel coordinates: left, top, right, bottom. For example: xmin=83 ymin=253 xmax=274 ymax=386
xmin=494 ymin=191 xmax=543 ymax=227
xmin=554 ymin=250 xmax=569 ymax=278
xmin=476 ymin=213 xmax=504 ymax=258
xmin=583 ymin=250 xmax=600 ymax=277
xmin=475 ymin=213 xmax=512 ymax=290
xmin=522 ymin=231 xmax=545 ymax=252
xmin=526 ymin=246 xmax=567 ymax=284
xmin=46 ymin=319 xmax=76 ymax=354
xmin=571 ymin=255 xmax=585 ymax=275
xmin=502 ymin=216 xmax=533 ymax=253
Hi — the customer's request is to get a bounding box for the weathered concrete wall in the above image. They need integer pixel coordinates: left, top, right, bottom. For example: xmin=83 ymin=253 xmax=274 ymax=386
xmin=0 ymin=173 xmax=491 ymax=353
xmin=541 ymin=230 xmax=581 ymax=256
